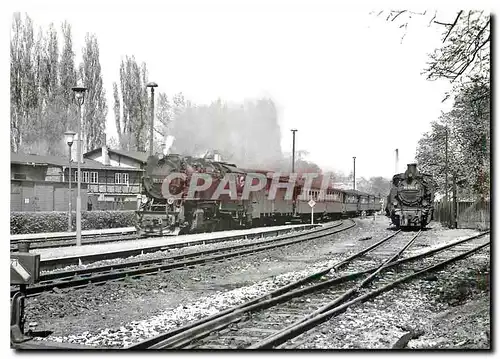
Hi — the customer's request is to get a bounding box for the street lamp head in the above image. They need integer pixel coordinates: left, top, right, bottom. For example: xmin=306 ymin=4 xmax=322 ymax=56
xmin=72 ymin=86 xmax=87 ymax=106
xmin=146 ymin=82 xmax=158 ymax=88
xmin=291 ymin=128 xmax=298 ymax=132
xmin=64 ymin=130 xmax=76 ymax=146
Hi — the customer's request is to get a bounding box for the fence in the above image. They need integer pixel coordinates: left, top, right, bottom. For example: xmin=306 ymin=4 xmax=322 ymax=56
xmin=434 ymin=198 xmax=490 ymax=230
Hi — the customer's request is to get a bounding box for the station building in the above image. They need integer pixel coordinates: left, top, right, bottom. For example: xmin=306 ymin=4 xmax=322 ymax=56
xmin=11 ymin=147 xmax=145 ymax=212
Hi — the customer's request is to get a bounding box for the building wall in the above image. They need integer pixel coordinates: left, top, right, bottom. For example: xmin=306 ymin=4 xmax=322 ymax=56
xmin=86 ymin=151 xmax=143 ymax=169
xmin=63 ymin=167 xmax=143 ymax=211
xmin=11 ymin=159 xmax=142 ymax=212
xmin=12 ymin=164 xmax=45 ymax=181
xmin=11 ymin=180 xmax=89 ymax=212
xmin=64 ymin=168 xmax=142 ymax=192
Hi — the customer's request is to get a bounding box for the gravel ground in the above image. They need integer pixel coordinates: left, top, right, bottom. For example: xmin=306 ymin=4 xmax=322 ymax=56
xmin=26 ymin=219 xmax=372 ymax=346
xmin=25 ymin=216 xmax=489 ymax=349
xmin=291 ymin=243 xmax=490 ymax=349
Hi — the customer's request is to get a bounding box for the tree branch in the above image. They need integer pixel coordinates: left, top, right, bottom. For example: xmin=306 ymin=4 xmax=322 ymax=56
xmin=443 ymin=10 xmax=463 ymax=43
xmin=452 ymin=34 xmax=490 ymax=82
xmin=391 ymin=10 xmax=407 ymax=22
xmin=428 ymin=11 xmax=437 ymax=27
xmin=434 ymin=21 xmax=453 ymax=26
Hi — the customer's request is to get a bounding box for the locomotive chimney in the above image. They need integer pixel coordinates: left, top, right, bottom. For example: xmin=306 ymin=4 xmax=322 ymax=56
xmin=102 ymin=145 xmax=110 ymax=166
xmin=405 ymin=163 xmax=418 ymax=181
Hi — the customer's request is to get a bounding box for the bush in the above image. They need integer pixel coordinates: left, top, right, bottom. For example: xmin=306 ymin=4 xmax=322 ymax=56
xmin=10 ymin=211 xmax=138 ymax=234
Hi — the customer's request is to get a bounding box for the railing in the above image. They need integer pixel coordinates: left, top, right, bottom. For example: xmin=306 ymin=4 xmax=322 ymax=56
xmin=87 ymin=183 xmax=141 ymax=194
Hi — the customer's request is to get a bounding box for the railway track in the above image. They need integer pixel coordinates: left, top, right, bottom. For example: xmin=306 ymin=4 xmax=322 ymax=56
xmin=11 ymin=223 xmax=323 ymax=252
xmin=11 ymin=233 xmax=139 ymax=252
xmin=128 ymin=230 xmax=489 ymax=349
xmin=12 ymin=220 xmax=354 ymax=297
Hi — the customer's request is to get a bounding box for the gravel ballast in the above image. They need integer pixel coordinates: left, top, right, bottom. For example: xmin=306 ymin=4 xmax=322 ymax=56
xmin=24 ymin=217 xmax=489 ymax=349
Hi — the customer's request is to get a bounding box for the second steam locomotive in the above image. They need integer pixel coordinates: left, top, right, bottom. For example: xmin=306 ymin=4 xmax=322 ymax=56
xmin=385 ymin=163 xmax=436 ymax=229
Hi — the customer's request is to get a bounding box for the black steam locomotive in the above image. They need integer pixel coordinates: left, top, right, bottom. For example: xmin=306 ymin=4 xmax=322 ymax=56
xmin=136 ymin=153 xmax=251 ymax=236
xmin=385 ymin=163 xmax=436 ymax=229
xmin=136 ymin=151 xmax=383 ymax=237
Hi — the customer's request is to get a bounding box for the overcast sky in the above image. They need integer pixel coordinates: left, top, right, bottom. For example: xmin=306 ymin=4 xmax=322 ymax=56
xmin=10 ymin=1 xmax=474 ymax=179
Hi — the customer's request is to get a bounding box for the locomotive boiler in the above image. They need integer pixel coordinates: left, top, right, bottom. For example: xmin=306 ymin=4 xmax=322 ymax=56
xmin=385 ymin=163 xmax=436 ymax=229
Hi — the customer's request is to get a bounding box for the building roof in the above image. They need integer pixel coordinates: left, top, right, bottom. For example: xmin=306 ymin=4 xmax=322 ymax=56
xmin=84 ymin=147 xmax=150 ymax=164
xmin=11 ymin=152 xmax=143 ymax=172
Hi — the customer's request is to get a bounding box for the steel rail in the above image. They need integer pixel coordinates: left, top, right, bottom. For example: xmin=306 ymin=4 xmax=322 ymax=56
xmin=11 ymin=234 xmax=139 ymax=252
xmin=37 ymin=224 xmax=323 ymax=270
xmin=39 ymin=222 xmax=342 ymax=281
xmin=13 ymin=221 xmax=353 ymax=297
xmin=251 ymin=241 xmax=490 ymax=349
xmin=130 ymin=231 xmax=489 ymax=350
xmin=128 ymin=229 xmax=406 ymax=349
xmin=11 ymin=224 xmax=322 ymax=252
xmin=11 ymin=227 xmax=137 ymax=243
xmin=158 ymin=231 xmax=420 ymax=350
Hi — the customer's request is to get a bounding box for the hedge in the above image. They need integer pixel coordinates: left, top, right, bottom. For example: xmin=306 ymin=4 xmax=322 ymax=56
xmin=11 ymin=211 xmax=138 ymax=235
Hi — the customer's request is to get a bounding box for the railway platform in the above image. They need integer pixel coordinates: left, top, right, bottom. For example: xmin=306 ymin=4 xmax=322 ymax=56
xmin=32 ymin=223 xmax=323 ymax=270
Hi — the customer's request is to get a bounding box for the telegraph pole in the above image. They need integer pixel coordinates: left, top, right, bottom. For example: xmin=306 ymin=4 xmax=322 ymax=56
xmin=352 ymin=156 xmax=356 ymax=191
xmin=147 ymin=82 xmax=158 ymax=156
xmin=452 ymin=174 xmax=457 ymax=229
xmin=395 ymin=148 xmax=399 ymax=174
xmin=291 ymin=129 xmax=298 ymax=216
xmin=445 ymin=126 xmax=449 ymax=205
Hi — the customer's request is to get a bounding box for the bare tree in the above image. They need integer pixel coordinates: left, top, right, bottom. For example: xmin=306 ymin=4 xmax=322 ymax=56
xmin=375 ymin=10 xmax=490 ymax=84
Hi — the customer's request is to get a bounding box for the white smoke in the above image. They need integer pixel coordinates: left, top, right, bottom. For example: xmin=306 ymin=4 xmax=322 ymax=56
xmin=164 ymin=135 xmax=175 ymax=155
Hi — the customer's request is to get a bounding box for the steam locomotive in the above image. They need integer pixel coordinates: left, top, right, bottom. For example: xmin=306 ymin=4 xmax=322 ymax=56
xmin=385 ymin=163 xmax=436 ymax=229
xmin=136 ymin=152 xmax=382 ymax=236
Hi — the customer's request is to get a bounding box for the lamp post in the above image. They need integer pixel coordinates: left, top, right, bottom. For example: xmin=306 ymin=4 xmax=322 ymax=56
xmin=146 ymin=82 xmax=158 ymax=156
xmin=64 ymin=130 xmax=76 ymax=232
xmin=291 ymin=129 xmax=298 ymax=216
xmin=72 ymin=85 xmax=87 ymax=246
xmin=353 ymin=156 xmax=356 ymax=191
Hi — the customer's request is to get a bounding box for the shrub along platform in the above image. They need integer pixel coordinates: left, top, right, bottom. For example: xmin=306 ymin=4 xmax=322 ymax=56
xmin=10 ymin=211 xmax=137 ymax=235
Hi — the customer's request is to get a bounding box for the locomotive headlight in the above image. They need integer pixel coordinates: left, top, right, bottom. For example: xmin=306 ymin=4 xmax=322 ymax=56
xmin=141 ymin=195 xmax=148 ymax=204
xmin=392 ymin=201 xmax=398 ymax=206
xmin=422 ymin=199 xmax=428 ymax=206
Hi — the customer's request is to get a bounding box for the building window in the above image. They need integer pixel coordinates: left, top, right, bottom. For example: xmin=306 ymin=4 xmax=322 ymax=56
xmin=90 ymin=172 xmax=98 ymax=184
xmin=74 ymin=170 xmax=91 ymax=183
xmin=115 ymin=173 xmax=129 ymax=185
xmin=13 ymin=173 xmax=27 ymax=180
